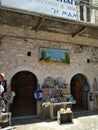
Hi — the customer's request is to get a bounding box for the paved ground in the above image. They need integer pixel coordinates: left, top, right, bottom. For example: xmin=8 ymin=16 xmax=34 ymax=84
xmin=1 ymin=111 xmax=98 ymax=130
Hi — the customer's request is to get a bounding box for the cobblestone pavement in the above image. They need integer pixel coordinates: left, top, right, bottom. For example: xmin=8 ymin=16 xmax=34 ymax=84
xmin=1 ymin=111 xmax=98 ymax=130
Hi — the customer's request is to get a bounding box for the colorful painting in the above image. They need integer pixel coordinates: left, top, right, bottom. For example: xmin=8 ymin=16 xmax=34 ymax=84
xmin=39 ymin=48 xmax=70 ymax=64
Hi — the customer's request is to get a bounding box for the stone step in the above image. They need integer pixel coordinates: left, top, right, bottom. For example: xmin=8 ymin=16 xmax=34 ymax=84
xmin=73 ymin=111 xmax=98 ymax=118
xmin=11 ymin=111 xmax=98 ymax=125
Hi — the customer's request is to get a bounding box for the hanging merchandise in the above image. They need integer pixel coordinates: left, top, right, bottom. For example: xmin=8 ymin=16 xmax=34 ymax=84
xmin=90 ymin=93 xmax=95 ymax=101
xmin=83 ymin=82 xmax=90 ymax=92
xmin=0 ymin=84 xmax=4 ymax=94
xmin=33 ymin=84 xmax=43 ymax=101
xmin=0 ymin=73 xmax=5 ymax=82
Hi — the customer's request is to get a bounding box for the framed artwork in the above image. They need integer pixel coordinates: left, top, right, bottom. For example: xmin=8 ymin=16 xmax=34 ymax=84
xmin=39 ymin=47 xmax=70 ymax=64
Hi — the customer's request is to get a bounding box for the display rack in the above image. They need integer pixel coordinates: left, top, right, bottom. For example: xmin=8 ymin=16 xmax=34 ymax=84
xmin=41 ymin=88 xmax=76 ymax=119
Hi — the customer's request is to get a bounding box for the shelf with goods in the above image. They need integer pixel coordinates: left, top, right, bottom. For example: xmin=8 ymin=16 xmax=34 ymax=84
xmin=41 ymin=88 xmax=75 ymax=120
xmin=40 ymin=76 xmax=75 ymax=119
xmin=42 ymin=88 xmax=70 ymax=103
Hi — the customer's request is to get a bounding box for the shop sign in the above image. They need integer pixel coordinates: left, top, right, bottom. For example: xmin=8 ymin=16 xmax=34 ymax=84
xmin=1 ymin=0 xmax=77 ymax=20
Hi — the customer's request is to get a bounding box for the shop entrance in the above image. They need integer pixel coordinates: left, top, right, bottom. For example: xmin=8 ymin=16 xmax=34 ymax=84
xmin=70 ymin=73 xmax=89 ymax=111
xmin=9 ymin=71 xmax=38 ymax=117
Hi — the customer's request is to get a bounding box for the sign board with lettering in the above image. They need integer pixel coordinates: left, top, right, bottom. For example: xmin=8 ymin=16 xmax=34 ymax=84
xmin=1 ymin=0 xmax=77 ymax=20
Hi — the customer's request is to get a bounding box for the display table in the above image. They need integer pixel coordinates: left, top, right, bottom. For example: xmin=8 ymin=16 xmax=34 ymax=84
xmin=42 ymin=101 xmax=76 ymax=120
xmin=49 ymin=101 xmax=76 ymax=120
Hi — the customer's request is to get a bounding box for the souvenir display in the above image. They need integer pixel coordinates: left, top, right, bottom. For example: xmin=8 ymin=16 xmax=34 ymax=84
xmin=56 ymin=77 xmax=64 ymax=88
xmin=42 ymin=76 xmax=67 ymax=89
xmin=44 ymin=76 xmax=55 ymax=88
xmin=43 ymin=91 xmax=75 ymax=103
xmin=42 ymin=76 xmax=75 ymax=104
xmin=41 ymin=76 xmax=76 ymax=120
xmin=3 ymin=91 xmax=15 ymax=104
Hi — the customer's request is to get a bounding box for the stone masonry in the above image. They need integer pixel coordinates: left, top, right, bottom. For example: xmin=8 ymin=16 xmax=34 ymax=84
xmin=0 ymin=25 xmax=98 ymax=111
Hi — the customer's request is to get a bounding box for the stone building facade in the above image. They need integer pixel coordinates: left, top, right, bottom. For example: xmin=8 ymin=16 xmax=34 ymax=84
xmin=0 ymin=0 xmax=98 ymax=118
xmin=0 ymin=24 xmax=98 ymax=117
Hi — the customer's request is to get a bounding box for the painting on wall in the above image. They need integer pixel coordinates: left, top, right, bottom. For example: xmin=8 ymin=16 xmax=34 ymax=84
xmin=39 ymin=47 xmax=70 ymax=64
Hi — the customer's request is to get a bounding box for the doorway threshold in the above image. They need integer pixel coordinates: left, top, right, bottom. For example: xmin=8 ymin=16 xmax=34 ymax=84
xmin=12 ymin=115 xmax=38 ymax=120
xmin=11 ymin=115 xmax=42 ymax=125
xmin=73 ymin=110 xmax=97 ymax=118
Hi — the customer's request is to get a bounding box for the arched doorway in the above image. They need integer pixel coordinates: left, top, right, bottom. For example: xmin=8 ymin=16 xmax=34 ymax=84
xmin=9 ymin=71 xmax=38 ymax=117
xmin=70 ymin=73 xmax=90 ymax=111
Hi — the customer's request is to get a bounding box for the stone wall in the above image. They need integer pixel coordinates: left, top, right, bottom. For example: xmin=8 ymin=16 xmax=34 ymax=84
xmin=0 ymin=25 xmax=98 ymax=112
xmin=0 ymin=34 xmax=98 ymax=91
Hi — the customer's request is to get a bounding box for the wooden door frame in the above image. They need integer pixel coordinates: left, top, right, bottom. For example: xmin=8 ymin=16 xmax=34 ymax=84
xmin=9 ymin=71 xmax=38 ymax=117
xmin=70 ymin=73 xmax=89 ymax=111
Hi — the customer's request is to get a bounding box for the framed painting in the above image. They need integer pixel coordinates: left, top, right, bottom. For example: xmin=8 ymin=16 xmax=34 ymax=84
xmin=39 ymin=47 xmax=70 ymax=64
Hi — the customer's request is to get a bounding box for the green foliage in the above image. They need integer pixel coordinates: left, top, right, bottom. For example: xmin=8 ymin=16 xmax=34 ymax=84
xmin=40 ymin=50 xmax=51 ymax=61
xmin=61 ymin=52 xmax=70 ymax=64
xmin=64 ymin=52 xmax=70 ymax=64
xmin=45 ymin=56 xmax=51 ymax=61
xmin=40 ymin=50 xmax=47 ymax=60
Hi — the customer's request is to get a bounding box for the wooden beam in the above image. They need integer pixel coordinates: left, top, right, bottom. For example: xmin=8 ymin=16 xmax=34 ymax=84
xmin=72 ymin=26 xmax=87 ymax=37
xmin=35 ymin=17 xmax=44 ymax=32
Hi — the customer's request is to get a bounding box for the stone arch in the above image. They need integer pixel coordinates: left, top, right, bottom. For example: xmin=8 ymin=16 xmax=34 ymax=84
xmin=6 ymin=66 xmax=38 ymax=89
xmin=66 ymin=68 xmax=91 ymax=111
xmin=66 ymin=68 xmax=90 ymax=85
xmin=6 ymin=66 xmax=38 ymax=117
xmin=70 ymin=73 xmax=90 ymax=111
